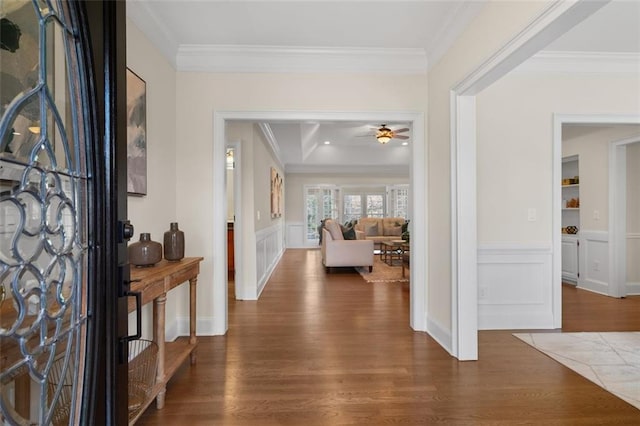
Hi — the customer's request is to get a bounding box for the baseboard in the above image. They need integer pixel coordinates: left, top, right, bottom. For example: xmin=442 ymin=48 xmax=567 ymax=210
xmin=167 ymin=316 xmax=219 ymax=340
xmin=426 ymin=316 xmax=453 ymax=356
xmin=257 ymin=248 xmax=284 ymax=297
xmin=626 ymin=282 xmax=640 ymax=296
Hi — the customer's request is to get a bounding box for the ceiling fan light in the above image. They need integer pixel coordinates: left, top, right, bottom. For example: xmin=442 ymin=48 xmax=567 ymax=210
xmin=377 ymin=135 xmax=391 ymax=144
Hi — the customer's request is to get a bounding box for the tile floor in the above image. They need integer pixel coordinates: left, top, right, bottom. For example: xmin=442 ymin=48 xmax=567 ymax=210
xmin=514 ymin=332 xmax=640 ymax=410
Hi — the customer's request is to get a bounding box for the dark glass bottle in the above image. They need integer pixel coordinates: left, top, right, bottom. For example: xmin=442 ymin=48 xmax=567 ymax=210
xmin=164 ymin=222 xmax=185 ymax=261
xmin=129 ymin=233 xmax=162 ymax=267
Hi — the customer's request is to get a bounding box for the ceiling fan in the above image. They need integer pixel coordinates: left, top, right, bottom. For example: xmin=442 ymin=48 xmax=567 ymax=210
xmin=362 ymin=124 xmax=410 ymax=144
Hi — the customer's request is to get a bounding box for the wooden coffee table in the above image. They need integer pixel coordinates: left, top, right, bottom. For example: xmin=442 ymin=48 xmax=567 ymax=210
xmin=381 ymin=240 xmax=407 ymax=266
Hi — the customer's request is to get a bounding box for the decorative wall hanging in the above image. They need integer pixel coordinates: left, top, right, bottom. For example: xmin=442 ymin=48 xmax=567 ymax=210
xmin=270 ymin=167 xmax=283 ymax=218
xmin=126 ymin=68 xmax=147 ymax=195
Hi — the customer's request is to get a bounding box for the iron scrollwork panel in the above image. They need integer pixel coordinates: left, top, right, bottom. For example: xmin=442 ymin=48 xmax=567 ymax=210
xmin=1 ymin=0 xmax=91 ymax=424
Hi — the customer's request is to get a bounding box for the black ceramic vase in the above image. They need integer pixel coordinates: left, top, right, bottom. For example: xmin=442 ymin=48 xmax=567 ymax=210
xmin=129 ymin=233 xmax=162 ymax=267
xmin=163 ymin=222 xmax=185 ymax=261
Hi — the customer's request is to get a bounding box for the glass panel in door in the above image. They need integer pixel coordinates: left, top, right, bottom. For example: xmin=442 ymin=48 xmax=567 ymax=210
xmin=0 ymin=1 xmax=93 ymax=423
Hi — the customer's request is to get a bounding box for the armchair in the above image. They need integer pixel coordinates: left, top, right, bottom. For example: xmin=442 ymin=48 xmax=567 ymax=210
xmin=321 ymin=220 xmax=374 ymax=272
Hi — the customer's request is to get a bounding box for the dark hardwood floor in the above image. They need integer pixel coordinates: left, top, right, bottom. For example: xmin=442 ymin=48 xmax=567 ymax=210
xmin=137 ymin=249 xmax=640 ymax=425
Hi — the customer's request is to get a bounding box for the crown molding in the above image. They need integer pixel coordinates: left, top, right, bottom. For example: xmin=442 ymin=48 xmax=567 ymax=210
xmin=176 ymin=45 xmax=428 ymax=74
xmin=126 ymin=1 xmax=179 ymax=68
xmin=515 ymin=51 xmax=640 ymax=74
xmin=257 ymin=123 xmax=284 ymax=170
xmin=285 ymin=163 xmax=410 ymax=176
xmin=426 ymin=0 xmax=487 ymax=68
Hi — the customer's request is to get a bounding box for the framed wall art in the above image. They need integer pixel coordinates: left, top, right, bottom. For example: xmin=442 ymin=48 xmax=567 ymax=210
xmin=126 ymin=68 xmax=147 ymax=195
xmin=270 ymin=167 xmax=283 ymax=218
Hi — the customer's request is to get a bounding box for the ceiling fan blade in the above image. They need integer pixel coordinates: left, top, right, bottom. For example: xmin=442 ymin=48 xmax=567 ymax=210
xmin=392 ymin=128 xmax=410 ymax=133
xmin=394 ymin=135 xmax=410 ymax=140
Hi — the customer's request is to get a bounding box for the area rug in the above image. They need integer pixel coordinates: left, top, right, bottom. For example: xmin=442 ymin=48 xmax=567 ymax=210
xmin=355 ymin=257 xmax=408 ymax=283
xmin=514 ymin=332 xmax=640 ymax=410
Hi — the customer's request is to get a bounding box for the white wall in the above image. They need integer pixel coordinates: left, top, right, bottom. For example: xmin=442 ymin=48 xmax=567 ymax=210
xmin=627 ymin=142 xmax=640 ymax=285
xmin=475 ymin=73 xmax=640 ymax=325
xmin=427 ymin=1 xmax=551 ymax=345
xmin=126 ymin=19 xmax=179 ymax=340
xmin=225 ymin=122 xmax=285 ymax=299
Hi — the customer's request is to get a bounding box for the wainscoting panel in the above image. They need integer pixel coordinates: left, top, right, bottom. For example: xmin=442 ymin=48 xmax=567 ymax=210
xmin=256 ymin=223 xmax=285 ymax=296
xmin=578 ymin=230 xmax=609 ymax=295
xmin=627 ymin=233 xmax=640 ymax=295
xmin=477 ymin=244 xmax=553 ymax=330
xmin=286 ymin=221 xmax=306 ymax=248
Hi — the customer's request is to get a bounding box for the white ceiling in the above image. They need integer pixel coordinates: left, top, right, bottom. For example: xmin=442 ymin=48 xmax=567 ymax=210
xmin=128 ymin=0 xmax=640 ymax=173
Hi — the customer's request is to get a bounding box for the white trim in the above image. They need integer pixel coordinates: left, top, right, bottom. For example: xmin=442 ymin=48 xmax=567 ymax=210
xmin=477 ymin=243 xmax=554 ymax=330
xmin=609 ymin=133 xmax=640 ymax=298
xmin=452 ymin=0 xmax=610 ymax=360
xmin=286 ymin=164 xmax=410 ymax=175
xmin=177 ymin=45 xmax=428 ymax=74
xmin=285 ymin=221 xmax=309 ymax=249
xmin=213 ymin=113 xmax=229 ymax=335
xmin=227 ymin=140 xmax=243 ymax=301
xmin=214 ymin=110 xmax=427 ymax=337
xmin=255 ymin=223 xmax=286 ymax=297
xmin=577 ymin=230 xmax=610 ymax=296
xmin=515 ymin=51 xmax=640 ymax=75
xmin=425 ymin=1 xmax=487 ymax=69
xmin=126 ymin=1 xmax=179 ymax=68
xmin=257 ymin=123 xmax=284 ymax=170
xmin=426 ymin=316 xmax=452 ymax=355
xmin=173 ymin=316 xmax=217 ymax=338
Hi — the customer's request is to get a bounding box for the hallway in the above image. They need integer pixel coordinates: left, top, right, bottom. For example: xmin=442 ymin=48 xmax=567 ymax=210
xmin=138 ymin=249 xmax=640 ymax=425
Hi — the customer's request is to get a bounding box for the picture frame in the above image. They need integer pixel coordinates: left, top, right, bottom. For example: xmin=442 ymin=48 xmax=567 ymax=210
xmin=126 ymin=68 xmax=147 ymax=196
xmin=270 ymin=167 xmax=283 ymax=218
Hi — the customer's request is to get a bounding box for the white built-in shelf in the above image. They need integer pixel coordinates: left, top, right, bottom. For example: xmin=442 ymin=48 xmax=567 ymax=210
xmin=562 ymin=208 xmax=580 ymax=211
xmin=562 ymin=184 xmax=580 ymax=188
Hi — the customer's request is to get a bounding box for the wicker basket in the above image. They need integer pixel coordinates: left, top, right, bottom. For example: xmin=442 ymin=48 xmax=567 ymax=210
xmin=128 ymin=339 xmax=158 ymax=420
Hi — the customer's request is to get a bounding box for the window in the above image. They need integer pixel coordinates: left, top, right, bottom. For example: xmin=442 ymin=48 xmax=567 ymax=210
xmin=342 ymin=187 xmax=386 ymax=220
xmin=343 ymin=194 xmax=362 ymax=222
xmin=305 ymin=186 xmax=339 ymax=244
xmin=389 ymin=185 xmax=410 ymax=219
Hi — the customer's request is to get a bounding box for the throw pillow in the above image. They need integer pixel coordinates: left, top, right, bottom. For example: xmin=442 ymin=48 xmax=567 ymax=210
xmin=324 ymin=219 xmax=344 ymax=240
xmin=364 ymin=223 xmax=378 ymax=237
xmin=386 ymin=225 xmax=402 ymax=236
xmin=342 ymin=227 xmax=356 ymax=240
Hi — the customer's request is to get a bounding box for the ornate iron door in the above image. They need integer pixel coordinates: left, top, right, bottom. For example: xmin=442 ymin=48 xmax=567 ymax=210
xmin=0 ymin=0 xmax=129 ymax=424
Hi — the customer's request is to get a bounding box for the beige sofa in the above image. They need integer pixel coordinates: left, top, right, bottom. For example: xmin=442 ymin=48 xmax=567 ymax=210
xmin=354 ymin=217 xmax=406 ymax=244
xmin=321 ymin=219 xmax=374 ymax=272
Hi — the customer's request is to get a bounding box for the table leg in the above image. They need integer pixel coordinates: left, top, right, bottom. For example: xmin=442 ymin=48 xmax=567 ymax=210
xmin=154 ymin=294 xmax=167 ymax=409
xmin=189 ymin=276 xmax=197 ymax=365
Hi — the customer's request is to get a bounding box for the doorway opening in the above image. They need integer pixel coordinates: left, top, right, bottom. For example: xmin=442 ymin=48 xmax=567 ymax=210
xmin=211 ymin=111 xmax=426 ymax=337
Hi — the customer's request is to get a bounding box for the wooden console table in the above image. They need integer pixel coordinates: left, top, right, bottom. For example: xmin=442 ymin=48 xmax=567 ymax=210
xmin=128 ymin=257 xmax=203 ymax=424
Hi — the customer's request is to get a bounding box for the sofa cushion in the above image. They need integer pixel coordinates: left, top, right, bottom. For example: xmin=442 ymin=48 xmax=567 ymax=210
xmin=382 ymin=218 xmax=405 ymax=235
xmin=364 ymin=223 xmax=379 ymax=237
xmin=385 ymin=225 xmax=402 ymax=236
xmin=324 ymin=219 xmax=344 ymax=240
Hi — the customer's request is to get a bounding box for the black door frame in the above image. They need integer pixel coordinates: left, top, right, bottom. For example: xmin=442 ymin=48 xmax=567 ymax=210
xmin=80 ymin=1 xmax=129 ymax=424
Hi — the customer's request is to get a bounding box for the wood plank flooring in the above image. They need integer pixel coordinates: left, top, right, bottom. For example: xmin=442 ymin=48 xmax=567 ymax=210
xmin=137 ymin=249 xmax=640 ymax=425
